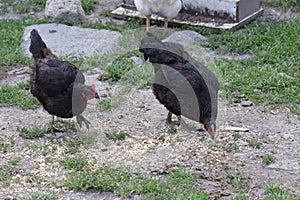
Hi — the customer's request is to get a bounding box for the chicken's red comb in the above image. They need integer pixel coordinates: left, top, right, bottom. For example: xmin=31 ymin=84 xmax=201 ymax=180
xmin=91 ymin=84 xmax=96 ymax=93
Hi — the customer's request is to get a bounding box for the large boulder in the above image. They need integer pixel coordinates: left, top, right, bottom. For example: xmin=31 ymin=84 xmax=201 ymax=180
xmin=45 ymin=0 xmax=85 ymax=23
xmin=22 ymin=24 xmax=122 ymax=57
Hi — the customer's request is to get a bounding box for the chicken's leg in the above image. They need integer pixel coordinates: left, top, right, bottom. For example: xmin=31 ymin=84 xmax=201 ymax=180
xmin=164 ymin=18 xmax=168 ymax=29
xmin=146 ymin=15 xmax=151 ymax=31
xmin=76 ymin=115 xmax=91 ymax=129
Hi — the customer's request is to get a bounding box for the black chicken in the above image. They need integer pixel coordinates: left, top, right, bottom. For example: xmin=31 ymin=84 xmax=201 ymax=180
xmin=29 ymin=29 xmax=99 ymax=133
xmin=139 ymin=34 xmax=219 ymax=138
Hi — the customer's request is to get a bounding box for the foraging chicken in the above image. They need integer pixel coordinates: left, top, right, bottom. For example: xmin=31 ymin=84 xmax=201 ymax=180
xmin=139 ymin=34 xmax=219 ymax=138
xmin=29 ymin=29 xmax=99 ymax=132
xmin=134 ymin=0 xmax=182 ymax=30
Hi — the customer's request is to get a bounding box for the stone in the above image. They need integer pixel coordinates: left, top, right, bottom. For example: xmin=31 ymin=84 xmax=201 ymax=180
xmin=163 ymin=30 xmax=207 ymax=47
xmin=241 ymin=100 xmax=254 ymax=107
xmin=22 ymin=24 xmax=122 ymax=58
xmin=45 ymin=0 xmax=85 ymax=23
xmin=219 ymin=125 xmax=250 ymax=132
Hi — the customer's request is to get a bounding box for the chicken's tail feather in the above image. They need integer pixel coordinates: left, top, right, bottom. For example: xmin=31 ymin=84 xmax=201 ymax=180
xmin=29 ymin=29 xmax=56 ymax=60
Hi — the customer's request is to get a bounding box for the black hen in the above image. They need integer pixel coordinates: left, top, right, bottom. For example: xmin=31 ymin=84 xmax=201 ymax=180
xmin=29 ymin=29 xmax=99 ymax=132
xmin=139 ymin=34 xmax=219 ymax=138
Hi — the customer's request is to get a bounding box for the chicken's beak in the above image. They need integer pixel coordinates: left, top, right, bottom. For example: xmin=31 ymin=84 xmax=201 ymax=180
xmin=94 ymin=92 xmax=100 ymax=99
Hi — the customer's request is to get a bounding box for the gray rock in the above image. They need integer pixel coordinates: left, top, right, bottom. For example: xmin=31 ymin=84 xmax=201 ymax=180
xmin=156 ymin=146 xmax=173 ymax=157
xmin=45 ymin=0 xmax=85 ymax=23
xmin=22 ymin=24 xmax=122 ymax=57
xmin=241 ymin=100 xmax=254 ymax=107
xmin=163 ymin=30 xmax=207 ymax=47
xmin=219 ymin=125 xmax=250 ymax=132
xmin=267 ymin=159 xmax=300 ymax=171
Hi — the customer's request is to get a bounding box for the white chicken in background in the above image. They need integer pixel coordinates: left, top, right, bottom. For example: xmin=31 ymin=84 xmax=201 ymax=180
xmin=134 ymin=0 xmax=182 ymax=30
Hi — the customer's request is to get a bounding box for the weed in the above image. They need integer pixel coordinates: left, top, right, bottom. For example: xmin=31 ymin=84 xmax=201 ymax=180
xmin=247 ymin=139 xmax=262 ymax=149
xmin=8 ymin=157 xmax=21 ymax=165
xmin=226 ymin=143 xmax=239 ymax=152
xmin=225 ymin=170 xmax=249 ymax=193
xmin=98 ymin=98 xmax=112 ymax=110
xmin=12 ymin=0 xmax=46 ymax=13
xmin=106 ymin=57 xmax=135 ymax=82
xmin=0 ymin=82 xmax=40 ymax=109
xmin=99 ymin=10 xmax=112 ymax=17
xmin=81 ymin=0 xmax=98 ymax=14
xmin=53 ymin=119 xmax=76 ymax=132
xmin=105 ymin=131 xmax=127 ymax=141
xmin=0 ymin=141 xmax=9 ymax=153
xmin=17 ymin=126 xmax=48 ymax=139
xmin=25 ymin=173 xmax=45 ymax=184
xmin=0 ymin=165 xmax=12 ymax=186
xmin=264 ymin=183 xmax=296 ymax=200
xmin=60 ymin=155 xmax=88 ymax=171
xmin=262 ymin=155 xmax=276 ymax=165
xmin=21 ymin=191 xmax=59 ymax=200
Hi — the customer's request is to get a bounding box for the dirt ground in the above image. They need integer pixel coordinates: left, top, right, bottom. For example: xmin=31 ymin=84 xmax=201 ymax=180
xmin=0 ymin=1 xmax=299 ymax=199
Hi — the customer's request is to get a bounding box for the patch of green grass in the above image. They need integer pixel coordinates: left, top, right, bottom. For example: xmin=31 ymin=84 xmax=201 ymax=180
xmin=21 ymin=191 xmax=59 ymax=200
xmin=203 ymin=17 xmax=300 ymax=115
xmin=223 ymin=170 xmax=249 ymax=194
xmin=17 ymin=126 xmax=48 ymax=139
xmin=226 ymin=142 xmax=240 ymax=152
xmin=261 ymin=0 xmax=300 ymax=12
xmin=64 ymin=167 xmax=208 ymax=199
xmin=0 ymin=141 xmax=10 ymax=153
xmin=99 ymin=10 xmax=112 ymax=17
xmin=25 ymin=173 xmax=45 ymax=184
xmin=106 ymin=57 xmax=135 ymax=82
xmin=60 ymin=155 xmax=88 ymax=171
xmin=262 ymin=155 xmax=276 ymax=165
xmin=247 ymin=139 xmax=262 ymax=149
xmin=0 ymin=81 xmax=40 ymax=109
xmin=81 ymin=0 xmax=98 ymax=14
xmin=8 ymin=157 xmax=21 ymax=165
xmin=98 ymin=98 xmax=112 ymax=110
xmin=12 ymin=0 xmax=46 ymax=13
xmin=0 ymin=17 xmax=50 ymax=66
xmin=105 ymin=131 xmax=127 ymax=141
xmin=53 ymin=119 xmax=76 ymax=132
xmin=0 ymin=165 xmax=12 ymax=186
xmin=264 ymin=183 xmax=297 ymax=200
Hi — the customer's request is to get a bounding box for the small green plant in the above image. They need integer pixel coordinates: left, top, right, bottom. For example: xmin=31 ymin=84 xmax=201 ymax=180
xmin=25 ymin=173 xmax=45 ymax=184
xmin=262 ymin=155 xmax=276 ymax=165
xmin=264 ymin=183 xmax=296 ymax=200
xmin=0 ymin=165 xmax=12 ymax=186
xmin=60 ymin=155 xmax=88 ymax=171
xmin=247 ymin=139 xmax=262 ymax=149
xmin=99 ymin=10 xmax=112 ymax=17
xmin=105 ymin=131 xmax=127 ymax=141
xmin=53 ymin=119 xmax=76 ymax=132
xmin=8 ymin=157 xmax=21 ymax=165
xmin=0 ymin=141 xmax=9 ymax=153
xmin=81 ymin=0 xmax=98 ymax=14
xmin=0 ymin=82 xmax=40 ymax=109
xmin=98 ymin=98 xmax=112 ymax=110
xmin=21 ymin=191 xmax=59 ymax=200
xmin=106 ymin=57 xmax=135 ymax=82
xmin=166 ymin=124 xmax=177 ymax=133
xmin=17 ymin=126 xmax=48 ymax=139
xmin=225 ymin=170 xmax=249 ymax=193
xmin=12 ymin=0 xmax=46 ymax=13
xmin=226 ymin=143 xmax=239 ymax=152
xmin=63 ymin=133 xmax=96 ymax=154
